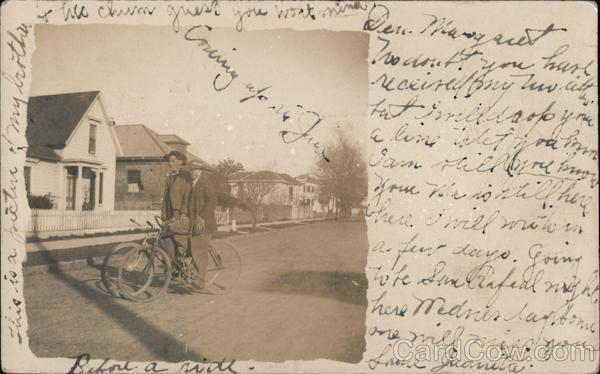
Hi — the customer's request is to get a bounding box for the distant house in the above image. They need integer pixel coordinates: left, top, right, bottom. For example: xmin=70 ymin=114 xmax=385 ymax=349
xmin=228 ymin=170 xmax=302 ymax=206
xmin=296 ymin=173 xmax=322 ymax=211
xmin=113 ymin=124 xmax=209 ymax=210
xmin=25 ymin=91 xmax=119 ymax=211
xmin=297 ymin=173 xmax=341 ymax=214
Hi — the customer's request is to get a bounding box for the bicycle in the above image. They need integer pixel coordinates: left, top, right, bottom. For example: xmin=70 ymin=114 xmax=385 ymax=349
xmin=101 ymin=216 xmax=242 ymax=303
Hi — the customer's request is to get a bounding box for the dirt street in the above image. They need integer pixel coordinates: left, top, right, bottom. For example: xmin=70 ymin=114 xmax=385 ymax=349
xmin=24 ymin=220 xmax=368 ymax=364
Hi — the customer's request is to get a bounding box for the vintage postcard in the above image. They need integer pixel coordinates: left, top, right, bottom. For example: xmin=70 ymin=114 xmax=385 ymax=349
xmin=1 ymin=1 xmax=598 ymax=373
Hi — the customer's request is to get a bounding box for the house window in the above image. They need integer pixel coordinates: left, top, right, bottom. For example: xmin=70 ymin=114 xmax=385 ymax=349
xmin=127 ymin=170 xmax=142 ymax=193
xmin=99 ymin=172 xmax=104 ymax=205
xmin=24 ymin=166 xmax=31 ymax=195
xmin=289 ymin=186 xmax=293 ymax=201
xmin=89 ymin=123 xmax=97 ymax=154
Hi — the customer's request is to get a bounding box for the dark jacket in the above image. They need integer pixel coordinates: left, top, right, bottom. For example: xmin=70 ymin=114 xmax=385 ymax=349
xmin=189 ymin=174 xmax=217 ymax=235
xmin=161 ymin=169 xmax=192 ymax=220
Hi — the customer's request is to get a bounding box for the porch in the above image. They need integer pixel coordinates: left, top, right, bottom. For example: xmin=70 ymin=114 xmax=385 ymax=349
xmin=61 ymin=161 xmax=108 ymax=211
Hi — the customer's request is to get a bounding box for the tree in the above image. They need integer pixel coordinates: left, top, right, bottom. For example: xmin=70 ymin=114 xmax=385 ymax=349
xmin=239 ymin=181 xmax=277 ymax=228
xmin=313 ymin=128 xmax=367 ymax=218
xmin=215 ymin=158 xmax=245 ymax=177
xmin=213 ymin=158 xmax=245 ymax=208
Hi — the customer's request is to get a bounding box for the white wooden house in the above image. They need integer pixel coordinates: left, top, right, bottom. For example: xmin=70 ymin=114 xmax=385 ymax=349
xmin=25 ymin=91 xmax=120 ymax=212
xmin=228 ymin=170 xmax=302 ymax=206
xmin=296 ymin=173 xmax=329 ymax=213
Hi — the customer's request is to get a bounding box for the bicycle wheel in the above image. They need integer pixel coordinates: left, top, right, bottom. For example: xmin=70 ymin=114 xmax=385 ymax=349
xmin=118 ymin=245 xmax=172 ymax=303
xmin=204 ymin=240 xmax=242 ymax=294
xmin=102 ymin=242 xmax=146 ymax=298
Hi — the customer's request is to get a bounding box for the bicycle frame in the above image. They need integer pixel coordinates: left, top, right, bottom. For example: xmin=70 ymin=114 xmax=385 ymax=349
xmin=130 ymin=217 xmax=175 ymax=276
xmin=132 ymin=216 xmax=224 ymax=280
xmin=115 ymin=217 xmax=241 ymax=301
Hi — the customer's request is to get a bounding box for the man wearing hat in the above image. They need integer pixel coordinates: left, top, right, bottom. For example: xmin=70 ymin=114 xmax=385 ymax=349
xmin=161 ymin=150 xmax=193 ymax=262
xmin=188 ymin=161 xmax=218 ymax=290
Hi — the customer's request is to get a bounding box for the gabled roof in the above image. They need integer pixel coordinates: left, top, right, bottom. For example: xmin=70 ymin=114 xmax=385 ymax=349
xmin=27 ymin=144 xmax=61 ymax=162
xmin=115 ymin=124 xmax=210 ymax=168
xmin=159 ymin=134 xmax=190 ymax=146
xmin=26 ymin=91 xmax=100 ymax=161
xmin=252 ymin=171 xmax=286 ymax=182
xmin=229 ymin=170 xmax=300 ymax=184
xmin=114 ymin=124 xmax=172 ymax=159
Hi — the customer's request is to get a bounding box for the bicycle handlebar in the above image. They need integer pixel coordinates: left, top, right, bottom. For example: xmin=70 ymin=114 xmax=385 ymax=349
xmin=155 ymin=215 xmax=167 ymax=228
xmin=131 ymin=218 xmax=158 ymax=229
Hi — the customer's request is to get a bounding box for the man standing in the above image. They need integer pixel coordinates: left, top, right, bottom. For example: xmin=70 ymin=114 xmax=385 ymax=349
xmin=188 ymin=162 xmax=218 ymax=290
xmin=161 ymin=150 xmax=192 ymax=260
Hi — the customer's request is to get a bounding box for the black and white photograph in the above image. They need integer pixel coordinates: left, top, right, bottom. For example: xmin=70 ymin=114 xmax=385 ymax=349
xmin=20 ymin=23 xmax=369 ymax=363
xmin=2 ymin=1 xmax=598 ymax=373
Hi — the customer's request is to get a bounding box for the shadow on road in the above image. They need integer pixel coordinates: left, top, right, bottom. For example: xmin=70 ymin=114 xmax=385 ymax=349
xmin=260 ymin=270 xmax=368 ymax=306
xmin=258 ymin=270 xmax=367 ymax=363
xmin=27 ymin=245 xmax=205 ymax=363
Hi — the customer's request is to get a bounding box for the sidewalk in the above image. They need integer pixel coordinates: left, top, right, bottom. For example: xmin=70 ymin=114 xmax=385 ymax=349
xmin=26 ymin=232 xmax=147 ymax=253
xmin=24 ymin=217 xmax=332 ymax=270
xmin=222 ymin=216 xmax=330 ymax=233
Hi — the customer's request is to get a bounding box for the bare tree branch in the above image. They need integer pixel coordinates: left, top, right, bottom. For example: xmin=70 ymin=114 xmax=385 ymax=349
xmin=240 ymin=181 xmax=277 ymax=228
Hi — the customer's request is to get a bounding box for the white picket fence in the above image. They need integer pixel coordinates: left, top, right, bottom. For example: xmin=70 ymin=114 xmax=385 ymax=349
xmin=28 ymin=209 xmax=231 ymax=234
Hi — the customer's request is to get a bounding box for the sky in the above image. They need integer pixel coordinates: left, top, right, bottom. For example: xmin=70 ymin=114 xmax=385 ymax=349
xmin=30 ymin=24 xmax=368 ymax=176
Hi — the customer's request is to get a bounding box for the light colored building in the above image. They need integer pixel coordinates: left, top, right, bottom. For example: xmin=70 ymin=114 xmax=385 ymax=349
xmin=296 ymin=173 xmax=333 ymax=213
xmin=296 ymin=173 xmax=319 ymax=206
xmin=228 ymin=170 xmax=302 ymax=206
xmin=25 ymin=91 xmax=119 ymax=211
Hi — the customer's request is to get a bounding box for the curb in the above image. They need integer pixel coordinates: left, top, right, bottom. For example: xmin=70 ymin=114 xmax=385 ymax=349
xmin=24 ymin=257 xmax=104 ymax=276
xmin=23 ymin=218 xmax=339 ymax=274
